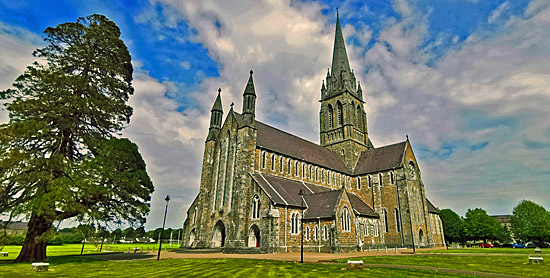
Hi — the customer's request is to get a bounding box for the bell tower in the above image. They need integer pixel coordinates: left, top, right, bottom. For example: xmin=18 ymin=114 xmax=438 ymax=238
xmin=319 ymin=13 xmax=371 ymax=169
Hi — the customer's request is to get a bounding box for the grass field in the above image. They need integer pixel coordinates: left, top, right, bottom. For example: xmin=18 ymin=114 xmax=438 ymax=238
xmin=419 ymin=247 xmax=544 ymax=254
xmin=0 ymin=245 xmax=548 ymax=277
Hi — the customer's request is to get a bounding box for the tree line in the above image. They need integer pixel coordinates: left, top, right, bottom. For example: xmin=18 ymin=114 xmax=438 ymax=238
xmin=440 ymin=200 xmax=550 ymax=245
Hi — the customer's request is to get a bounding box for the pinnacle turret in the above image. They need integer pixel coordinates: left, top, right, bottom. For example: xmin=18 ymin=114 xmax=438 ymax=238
xmin=242 ymin=70 xmax=256 ymax=125
xmin=207 ymin=88 xmax=224 ymax=141
xmin=212 ymin=88 xmax=223 ymax=112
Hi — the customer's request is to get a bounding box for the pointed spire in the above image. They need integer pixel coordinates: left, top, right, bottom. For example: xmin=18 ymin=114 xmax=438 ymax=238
xmin=357 ymin=81 xmax=363 ymax=100
xmin=322 ymin=80 xmax=326 ymax=91
xmin=211 ymin=88 xmax=223 ymax=112
xmin=331 ymin=12 xmax=352 ymax=82
xmin=243 ymin=70 xmax=256 ymax=96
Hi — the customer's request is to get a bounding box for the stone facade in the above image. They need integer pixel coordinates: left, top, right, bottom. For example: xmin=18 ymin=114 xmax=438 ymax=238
xmin=181 ymin=15 xmax=445 ymax=253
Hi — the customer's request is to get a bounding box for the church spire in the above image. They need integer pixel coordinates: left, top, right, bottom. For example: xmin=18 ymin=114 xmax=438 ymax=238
xmin=242 ymin=70 xmax=256 ymax=126
xmin=331 ymin=13 xmax=352 ymax=88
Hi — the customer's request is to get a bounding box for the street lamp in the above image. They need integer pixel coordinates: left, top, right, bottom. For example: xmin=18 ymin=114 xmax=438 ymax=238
xmin=157 ymin=195 xmax=171 ymax=261
xmin=299 ymin=189 xmax=305 ymax=263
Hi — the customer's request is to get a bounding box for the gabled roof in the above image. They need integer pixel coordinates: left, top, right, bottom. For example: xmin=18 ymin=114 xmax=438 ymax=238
xmin=303 ymin=190 xmax=343 ymax=219
xmin=348 ymin=193 xmax=379 ymax=218
xmin=255 ymin=121 xmax=351 ymax=173
xmin=353 ymin=141 xmax=407 ymax=174
xmin=250 ymin=173 xmax=332 ymax=207
xmin=426 ymin=198 xmax=440 ymax=214
xmin=251 ymin=172 xmax=379 ymax=220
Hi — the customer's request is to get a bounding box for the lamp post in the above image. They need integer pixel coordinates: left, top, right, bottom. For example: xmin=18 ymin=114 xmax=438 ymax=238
xmin=157 ymin=195 xmax=171 ymax=261
xmin=299 ymin=189 xmax=305 ymax=263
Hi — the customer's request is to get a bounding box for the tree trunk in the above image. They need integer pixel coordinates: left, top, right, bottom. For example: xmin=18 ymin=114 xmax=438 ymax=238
xmin=15 ymin=213 xmax=53 ymax=262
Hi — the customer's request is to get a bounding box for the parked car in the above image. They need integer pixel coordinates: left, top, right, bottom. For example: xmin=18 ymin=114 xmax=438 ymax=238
xmin=526 ymin=242 xmax=549 ymax=248
xmin=479 ymin=243 xmax=494 ymax=248
xmin=512 ymin=243 xmax=525 ymax=248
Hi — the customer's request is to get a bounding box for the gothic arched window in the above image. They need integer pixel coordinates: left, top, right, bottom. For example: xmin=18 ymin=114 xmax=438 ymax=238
xmin=379 ymin=173 xmax=383 ymax=187
xmin=357 ymin=177 xmax=361 ymax=190
xmin=384 ymin=209 xmax=389 ymax=233
xmin=295 ymin=161 xmax=299 ymax=176
xmin=305 ymin=226 xmax=310 ymax=241
xmin=287 ymin=159 xmax=291 ymax=174
xmin=342 ymin=206 xmax=351 ymax=232
xmin=394 ymin=208 xmax=400 ymax=233
xmin=336 ymin=101 xmax=343 ymax=126
xmin=390 ymin=171 xmax=395 ymax=184
xmin=270 ymin=154 xmax=275 ymax=170
xmin=261 ymin=151 xmax=266 ymax=169
xmin=291 ymin=212 xmax=300 ymax=234
xmin=328 ymin=104 xmax=334 ymax=128
xmin=279 ymin=156 xmax=283 ymax=173
xmin=252 ymin=195 xmax=260 ymax=219
xmin=356 ymin=105 xmax=362 ymax=129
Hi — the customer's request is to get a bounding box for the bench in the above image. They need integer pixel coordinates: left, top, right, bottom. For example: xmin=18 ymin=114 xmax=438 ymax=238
xmin=31 ymin=262 xmax=50 ymax=272
xmin=347 ymin=260 xmax=364 ymax=270
xmin=535 ymin=247 xmax=541 ymax=254
xmin=0 ymin=252 xmax=8 ymax=256
xmin=529 ymin=256 xmax=544 ymax=264
xmin=133 ymin=248 xmax=140 ymax=253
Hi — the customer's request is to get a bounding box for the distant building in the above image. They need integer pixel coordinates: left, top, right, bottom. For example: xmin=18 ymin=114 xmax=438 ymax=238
xmin=182 ymin=14 xmax=445 ymax=253
xmin=0 ymin=221 xmax=28 ymax=235
xmin=491 ymin=215 xmax=512 ymax=229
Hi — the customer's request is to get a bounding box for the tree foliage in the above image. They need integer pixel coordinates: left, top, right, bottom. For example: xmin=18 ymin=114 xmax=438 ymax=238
xmin=0 ymin=14 xmax=154 ymax=262
xmin=439 ymin=209 xmax=464 ymax=244
xmin=511 ymin=200 xmax=550 ymax=243
xmin=464 ymin=208 xmax=504 ymax=242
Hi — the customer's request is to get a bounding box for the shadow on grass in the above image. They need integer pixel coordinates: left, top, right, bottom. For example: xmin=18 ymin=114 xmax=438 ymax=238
xmin=0 ymin=251 xmax=157 ymax=266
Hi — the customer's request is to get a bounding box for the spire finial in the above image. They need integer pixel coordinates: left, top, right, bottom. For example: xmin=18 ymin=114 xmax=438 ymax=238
xmin=336 ymin=7 xmax=339 ymax=18
xmin=406 ymin=134 xmax=409 ymax=141
xmin=230 ymin=102 xmax=234 ymax=108
xmin=218 ymin=88 xmax=221 ymax=94
xmin=250 ymin=69 xmax=253 ymax=75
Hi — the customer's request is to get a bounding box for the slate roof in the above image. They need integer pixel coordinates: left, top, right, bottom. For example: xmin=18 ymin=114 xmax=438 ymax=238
xmin=252 ymin=172 xmax=379 ymax=220
xmin=250 ymin=173 xmax=331 ymax=207
xmin=353 ymin=141 xmax=407 ymax=175
xmin=426 ymin=198 xmax=439 ymax=214
xmin=303 ymin=190 xmax=342 ymax=219
xmin=255 ymin=121 xmax=351 ymax=173
xmin=348 ymin=193 xmax=379 ymax=218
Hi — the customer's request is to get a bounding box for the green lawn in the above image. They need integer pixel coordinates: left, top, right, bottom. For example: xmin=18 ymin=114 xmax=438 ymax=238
xmin=0 ymin=243 xmax=179 ymax=261
xmin=0 ymin=257 xmax=478 ymax=277
xmin=0 ymin=245 xmax=548 ymax=277
xmin=350 ymin=253 xmax=549 ymax=277
xmin=419 ymin=247 xmax=545 ymax=254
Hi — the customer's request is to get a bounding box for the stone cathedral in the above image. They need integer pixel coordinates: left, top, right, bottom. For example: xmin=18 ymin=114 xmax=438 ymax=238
xmin=181 ymin=15 xmax=445 ymax=253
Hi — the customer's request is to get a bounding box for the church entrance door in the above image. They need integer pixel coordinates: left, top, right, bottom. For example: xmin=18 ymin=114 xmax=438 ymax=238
xmin=212 ymin=221 xmax=226 ymax=248
xmin=247 ymin=225 xmax=260 ymax=248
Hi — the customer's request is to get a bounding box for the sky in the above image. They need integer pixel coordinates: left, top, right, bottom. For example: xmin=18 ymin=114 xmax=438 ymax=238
xmin=0 ymin=0 xmax=549 ymax=230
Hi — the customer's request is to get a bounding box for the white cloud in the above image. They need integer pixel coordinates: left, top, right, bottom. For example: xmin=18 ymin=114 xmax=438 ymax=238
xmin=0 ymin=23 xmax=41 ymax=124
xmin=179 ymin=60 xmax=190 ymax=69
xmin=488 ymin=1 xmax=509 ymax=23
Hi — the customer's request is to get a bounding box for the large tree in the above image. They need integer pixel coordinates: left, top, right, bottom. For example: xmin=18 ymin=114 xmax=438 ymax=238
xmin=0 ymin=14 xmax=154 ymax=262
xmin=464 ymin=208 xmax=503 ymax=243
xmin=511 ymin=200 xmax=550 ymax=243
xmin=439 ymin=209 xmax=464 ymax=244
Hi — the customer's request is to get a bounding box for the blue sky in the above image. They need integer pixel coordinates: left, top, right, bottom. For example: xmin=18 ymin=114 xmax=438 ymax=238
xmin=1 ymin=0 xmax=549 ymax=230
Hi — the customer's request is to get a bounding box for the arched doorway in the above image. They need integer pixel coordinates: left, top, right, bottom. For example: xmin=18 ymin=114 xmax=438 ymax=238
xmin=212 ymin=221 xmax=226 ymax=248
xmin=188 ymin=229 xmax=196 ymax=247
xmin=419 ymin=229 xmax=425 ymax=246
xmin=247 ymin=225 xmax=260 ymax=248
